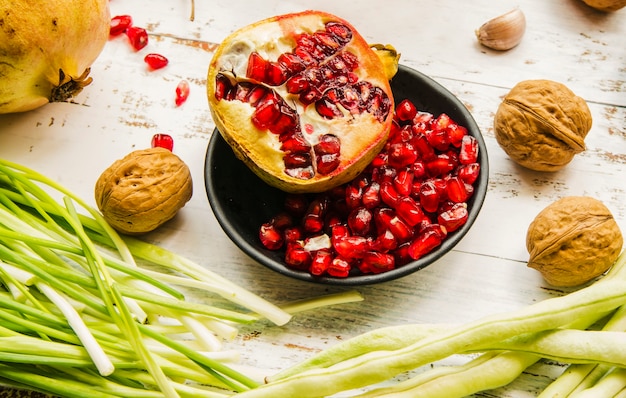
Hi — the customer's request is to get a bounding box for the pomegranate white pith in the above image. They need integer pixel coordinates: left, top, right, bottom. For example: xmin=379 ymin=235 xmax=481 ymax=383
xmin=207 ymin=10 xmax=394 ymax=193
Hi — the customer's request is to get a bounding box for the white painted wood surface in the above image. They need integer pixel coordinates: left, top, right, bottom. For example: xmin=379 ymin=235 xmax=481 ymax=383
xmin=0 ymin=0 xmax=625 ymax=396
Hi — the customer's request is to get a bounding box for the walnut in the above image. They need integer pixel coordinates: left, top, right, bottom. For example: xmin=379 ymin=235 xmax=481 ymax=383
xmin=580 ymin=0 xmax=626 ymax=11
xmin=95 ymin=147 xmax=193 ymax=235
xmin=494 ymin=80 xmax=592 ymax=172
xmin=526 ymin=196 xmax=623 ymax=287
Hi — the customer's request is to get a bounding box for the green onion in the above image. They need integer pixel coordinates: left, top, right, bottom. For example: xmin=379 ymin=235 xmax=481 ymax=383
xmin=0 ymin=158 xmax=362 ymax=397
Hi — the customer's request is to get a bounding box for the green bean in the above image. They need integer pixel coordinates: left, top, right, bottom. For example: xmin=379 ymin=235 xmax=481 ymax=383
xmin=238 ymin=251 xmax=626 ymax=398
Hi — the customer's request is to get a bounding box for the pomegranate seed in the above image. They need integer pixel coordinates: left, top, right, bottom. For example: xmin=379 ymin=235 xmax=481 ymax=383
xmin=126 ymin=26 xmax=149 ymax=51
xmin=252 ymin=96 xmax=281 ymax=129
xmin=269 ymin=212 xmax=293 ymax=230
xmin=266 ymin=62 xmax=288 ymax=86
xmin=311 ymin=250 xmax=333 ymax=275
xmin=314 ymin=134 xmax=341 ymax=155
xmin=360 ymin=251 xmax=395 ymax=274
xmin=438 ymin=203 xmax=469 ymax=233
xmin=144 ymin=53 xmax=169 ymax=70
xmin=379 ymin=181 xmax=400 ymax=208
xmin=395 ymin=196 xmax=426 ymax=227
xmin=448 ymin=123 xmax=468 ymax=147
xmin=393 ymin=168 xmax=414 ymax=197
xmin=393 ymin=242 xmax=412 ymax=266
xmin=331 ymin=224 xmax=349 ymax=241
xmin=426 ymin=154 xmax=455 ymax=177
xmin=388 ymin=142 xmax=418 ymax=168
xmin=459 ymin=135 xmax=479 ymax=164
xmin=214 ymin=74 xmax=233 ymax=101
xmin=271 ymin=112 xmax=299 ymax=136
xmin=285 ymin=243 xmax=312 ymax=270
xmin=408 ymin=227 xmax=444 ymax=260
xmin=375 ymin=209 xmax=413 ymax=243
xmin=316 ymin=98 xmax=343 ymax=119
xmin=175 ymin=80 xmax=190 ymax=106
xmin=395 ymin=99 xmax=417 ymax=122
xmin=277 ymin=52 xmax=306 ymax=74
xmin=302 ymin=198 xmax=328 ymax=234
xmin=446 ymin=176 xmax=469 ymax=203
xmin=284 ymin=194 xmax=308 ymax=217
xmin=284 ymin=152 xmax=312 ymax=169
xmin=246 ymin=52 xmax=268 ymax=82
xmin=151 ymin=133 xmax=174 ymax=151
xmin=346 ymin=183 xmax=365 ymax=210
xmin=458 ymin=163 xmax=481 ymax=184
xmin=328 ymin=257 xmax=351 ymax=278
xmin=325 ymin=21 xmax=353 ymax=43
xmin=259 ymin=223 xmax=284 ymax=250
xmin=412 ymin=160 xmax=427 ymax=179
xmin=286 ymin=74 xmax=310 ymax=94
xmin=110 ymin=15 xmax=132 ymax=36
xmin=419 ymin=181 xmax=441 ymax=213
xmin=362 ymin=181 xmax=381 ymax=209
xmin=333 ymin=235 xmax=369 ymax=259
xmin=348 ymin=207 xmax=373 ymax=236
xmin=317 ymin=153 xmax=341 ymax=175
xmin=281 ymin=133 xmax=311 ymax=153
xmin=373 ymin=229 xmax=397 ymax=252
xmin=283 ymin=226 xmax=304 ymax=243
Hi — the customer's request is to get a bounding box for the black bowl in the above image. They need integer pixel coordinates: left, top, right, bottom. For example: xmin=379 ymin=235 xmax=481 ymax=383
xmin=204 ymin=64 xmax=489 ymax=285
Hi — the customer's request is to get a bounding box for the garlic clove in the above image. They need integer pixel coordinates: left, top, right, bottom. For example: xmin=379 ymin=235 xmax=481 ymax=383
xmin=475 ymin=7 xmax=526 ymax=51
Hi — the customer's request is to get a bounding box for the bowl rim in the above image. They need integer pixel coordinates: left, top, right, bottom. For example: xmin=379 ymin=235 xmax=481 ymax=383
xmin=204 ymin=64 xmax=489 ymax=286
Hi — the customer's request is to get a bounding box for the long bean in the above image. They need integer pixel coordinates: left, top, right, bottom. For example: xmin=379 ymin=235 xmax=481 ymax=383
xmin=239 ymin=251 xmax=626 ymax=398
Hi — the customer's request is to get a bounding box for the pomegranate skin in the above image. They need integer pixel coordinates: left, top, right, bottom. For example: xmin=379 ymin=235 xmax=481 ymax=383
xmin=207 ymin=10 xmax=394 ymax=194
xmin=0 ymin=0 xmax=110 ymax=114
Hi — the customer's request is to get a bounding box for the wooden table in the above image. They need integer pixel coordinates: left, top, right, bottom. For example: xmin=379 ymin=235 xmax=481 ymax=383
xmin=1 ymin=0 xmax=625 ymax=396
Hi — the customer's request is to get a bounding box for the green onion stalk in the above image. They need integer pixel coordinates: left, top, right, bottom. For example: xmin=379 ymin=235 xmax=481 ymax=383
xmin=0 ymin=159 xmax=362 ymax=397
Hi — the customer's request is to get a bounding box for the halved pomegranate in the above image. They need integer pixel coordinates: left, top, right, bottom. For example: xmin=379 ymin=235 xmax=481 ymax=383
xmin=207 ymin=11 xmax=394 ymax=193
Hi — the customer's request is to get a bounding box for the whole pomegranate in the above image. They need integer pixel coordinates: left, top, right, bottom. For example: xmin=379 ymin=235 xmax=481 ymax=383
xmin=207 ymin=11 xmax=394 ymax=193
xmin=0 ymin=0 xmax=110 ymax=114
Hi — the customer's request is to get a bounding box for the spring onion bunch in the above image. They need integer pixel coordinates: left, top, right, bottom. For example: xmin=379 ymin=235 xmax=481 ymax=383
xmin=0 ymin=158 xmax=362 ymax=398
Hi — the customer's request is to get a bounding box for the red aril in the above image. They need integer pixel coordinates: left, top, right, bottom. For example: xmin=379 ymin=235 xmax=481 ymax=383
xmin=175 ymin=80 xmax=190 ymax=106
xmin=151 ymin=134 xmax=174 ymax=151
xmin=207 ymin=11 xmax=394 ymax=193
xmin=259 ymin=96 xmax=481 ymax=278
xmin=408 ymin=225 xmax=446 ymax=260
xmin=310 ymin=250 xmax=333 ymax=275
xmin=126 ymin=26 xmax=148 ymax=51
xmin=459 ymin=135 xmax=479 ymax=164
xmin=144 ymin=53 xmax=169 ymax=70
xmin=285 ymin=242 xmax=312 ymax=270
xmin=110 ymin=15 xmax=132 ymax=36
xmin=395 ymin=99 xmax=417 ymax=122
xmin=438 ymin=203 xmax=469 ymax=233
xmin=259 ymin=223 xmax=284 ymax=250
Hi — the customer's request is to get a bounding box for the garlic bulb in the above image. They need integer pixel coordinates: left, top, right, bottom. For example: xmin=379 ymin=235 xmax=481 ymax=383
xmin=475 ymin=8 xmax=526 ymax=51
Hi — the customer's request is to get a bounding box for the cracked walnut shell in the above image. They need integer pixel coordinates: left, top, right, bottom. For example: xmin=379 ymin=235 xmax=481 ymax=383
xmin=494 ymin=80 xmax=592 ymax=172
xmin=95 ymin=147 xmax=193 ymax=235
xmin=526 ymin=196 xmax=623 ymax=287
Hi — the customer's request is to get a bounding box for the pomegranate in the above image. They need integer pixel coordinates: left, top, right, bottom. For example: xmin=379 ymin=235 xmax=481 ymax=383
xmin=0 ymin=0 xmax=110 ymax=114
xmin=259 ymin=98 xmax=481 ymax=278
xmin=207 ymin=11 xmax=394 ymax=193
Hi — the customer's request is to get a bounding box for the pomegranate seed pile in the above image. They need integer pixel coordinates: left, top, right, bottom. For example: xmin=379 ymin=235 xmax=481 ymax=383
xmin=259 ymin=98 xmax=481 ymax=278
